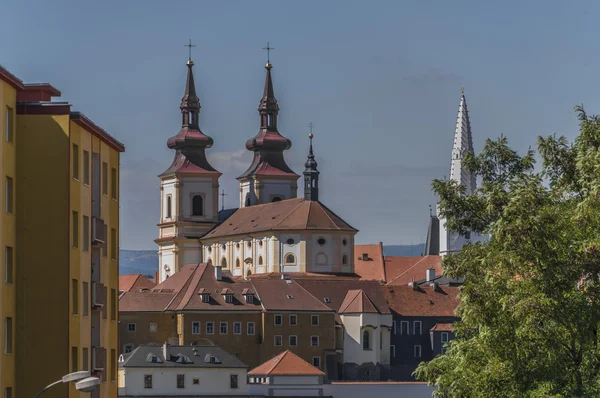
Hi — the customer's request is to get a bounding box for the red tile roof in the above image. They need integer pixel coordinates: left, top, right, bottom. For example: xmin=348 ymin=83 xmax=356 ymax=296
xmin=430 ymin=323 xmax=454 ymax=332
xmin=354 ymin=243 xmax=386 ymax=281
xmin=119 ymin=291 xmax=176 ymax=312
xmin=201 ymin=198 xmax=356 ymax=240
xmin=385 ymin=256 xmax=443 ymax=286
xmin=385 ymin=285 xmax=459 ymax=317
xmin=339 ymin=290 xmax=380 ymax=314
xmin=249 ymin=350 xmax=325 ymax=376
xmin=119 ymin=274 xmax=155 ymax=293
xmin=251 ymin=279 xmax=334 ymax=312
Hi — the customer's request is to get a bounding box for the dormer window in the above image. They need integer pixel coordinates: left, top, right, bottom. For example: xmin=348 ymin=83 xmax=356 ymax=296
xmin=146 ymin=353 xmax=163 ymax=363
xmin=202 ymin=294 xmax=210 ymax=303
xmin=225 ymin=294 xmax=233 ymax=303
xmin=245 ymin=294 xmax=254 ymax=303
xmin=175 ymin=354 xmax=192 ymax=364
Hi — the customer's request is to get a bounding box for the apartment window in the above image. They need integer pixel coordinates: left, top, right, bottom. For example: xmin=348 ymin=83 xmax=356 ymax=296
xmin=401 ymin=321 xmax=409 ymax=335
xmin=102 ymin=162 xmax=108 ymax=195
xmin=414 ymin=345 xmax=422 ymax=358
xmin=289 ymin=335 xmax=297 ymax=346
xmin=5 ymin=247 xmax=13 ymax=284
xmin=102 ymin=225 xmax=108 ymax=256
xmin=192 ymin=321 xmax=200 ymax=334
xmin=441 ymin=332 xmax=449 ymax=343
xmin=413 ymin=321 xmax=422 ymax=335
xmin=72 ymin=144 xmax=79 ymax=179
xmin=312 ymin=357 xmax=321 ymax=368
xmin=4 ymin=317 xmax=12 ymax=354
xmin=274 ymin=335 xmax=282 ymax=346
xmin=83 ymin=150 xmax=90 ymax=185
xmin=166 ymin=195 xmax=172 ymax=218
xmin=363 ymin=330 xmax=370 ymax=350
xmin=82 ymin=347 xmax=89 ymax=371
xmin=4 ymin=177 xmax=12 ymax=214
xmin=128 ymin=323 xmax=136 ymax=332
xmin=220 ymin=322 xmax=228 ymax=335
xmin=103 ymin=286 xmax=108 ymax=319
xmin=111 ymin=228 xmax=117 ymax=260
xmin=144 ymin=374 xmax=153 ymax=389
xmin=72 ymin=279 xmax=79 ymax=315
xmin=311 ymin=335 xmax=319 ymax=347
xmin=72 ymin=211 xmax=79 ymax=248
xmin=111 ymin=288 xmax=117 ymax=320
xmin=150 ymin=323 xmax=157 ymax=333
xmin=111 ymin=167 xmax=117 ymax=200
xmin=206 ymin=321 xmax=214 ymax=335
xmin=311 ymin=315 xmax=319 ymax=326
xmin=289 ymin=314 xmax=297 ymax=326
xmin=193 ymin=378 xmax=199 ymax=385
xmin=82 ymin=282 xmax=89 ymax=316
xmin=274 ymin=314 xmax=282 ymax=326
xmin=111 ymin=349 xmax=116 ymax=381
xmin=391 ymin=345 xmax=396 ymax=357
xmin=230 ymin=374 xmax=238 ymax=389
xmin=5 ymin=106 xmax=13 ymax=143
xmin=233 ymin=322 xmax=241 ymax=335
xmin=4 ymin=387 xmax=12 ymax=398
xmin=124 ymin=344 xmax=134 ymax=354
xmin=83 ymin=216 xmax=89 ymax=251
xmin=177 ymin=374 xmax=185 ymax=389
xmin=71 ymin=347 xmax=78 ymax=372
xmin=247 ymin=322 xmax=255 ymax=335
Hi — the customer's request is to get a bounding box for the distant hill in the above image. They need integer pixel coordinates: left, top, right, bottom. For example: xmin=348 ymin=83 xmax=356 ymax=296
xmin=119 ymin=244 xmax=427 ymax=276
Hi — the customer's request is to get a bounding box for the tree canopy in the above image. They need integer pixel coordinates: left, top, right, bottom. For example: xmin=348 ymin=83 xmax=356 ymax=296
xmin=415 ymin=107 xmax=600 ymax=397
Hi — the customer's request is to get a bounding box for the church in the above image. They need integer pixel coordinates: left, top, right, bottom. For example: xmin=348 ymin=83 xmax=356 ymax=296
xmin=154 ymin=56 xmax=357 ymax=282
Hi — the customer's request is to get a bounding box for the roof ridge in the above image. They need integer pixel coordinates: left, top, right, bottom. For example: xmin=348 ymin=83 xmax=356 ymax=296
xmin=361 ymin=290 xmax=380 ymax=313
xmin=165 ymin=265 xmax=201 ymax=310
xmin=315 ymin=201 xmax=357 ymax=231
xmin=339 ymin=289 xmax=361 ymax=313
xmin=177 ymin=264 xmax=208 ymax=310
xmin=304 ymin=200 xmax=311 ymax=230
xmin=294 ymin=281 xmax=335 ymax=312
xmin=386 ymin=256 xmax=429 ymax=286
xmin=316 ymin=201 xmax=338 ymax=230
xmin=272 ymin=199 xmax=307 ymax=230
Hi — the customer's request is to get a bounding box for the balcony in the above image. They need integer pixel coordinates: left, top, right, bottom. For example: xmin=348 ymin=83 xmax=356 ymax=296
xmin=92 ymin=282 xmax=106 ymax=309
xmin=92 ymin=217 xmax=105 ymax=246
xmin=92 ymin=347 xmax=106 ymax=371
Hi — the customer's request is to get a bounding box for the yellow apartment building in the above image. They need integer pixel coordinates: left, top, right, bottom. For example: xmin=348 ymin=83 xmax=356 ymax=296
xmin=0 ymin=65 xmax=125 ymax=398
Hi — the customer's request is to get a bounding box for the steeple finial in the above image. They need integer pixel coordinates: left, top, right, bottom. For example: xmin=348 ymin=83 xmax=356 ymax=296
xmin=262 ymin=42 xmax=274 ymax=69
xmin=303 ymin=124 xmax=319 ymax=201
xmin=184 ymin=39 xmax=196 ymax=65
xmin=449 ymin=89 xmax=476 ymax=195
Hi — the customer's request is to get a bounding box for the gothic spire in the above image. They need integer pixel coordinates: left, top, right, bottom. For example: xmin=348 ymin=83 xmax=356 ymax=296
xmin=303 ymin=128 xmax=319 ymax=201
xmin=180 ymin=59 xmax=201 ymax=128
xmin=424 ymin=206 xmax=440 ymax=255
xmin=449 ymin=89 xmax=476 ymax=195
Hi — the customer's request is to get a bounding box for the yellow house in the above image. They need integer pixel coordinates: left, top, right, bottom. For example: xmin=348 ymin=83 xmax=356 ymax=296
xmin=0 ymin=65 xmax=125 ymax=398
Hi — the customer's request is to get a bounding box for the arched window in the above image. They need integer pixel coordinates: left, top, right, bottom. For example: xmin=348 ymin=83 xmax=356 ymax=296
xmin=342 ymin=255 xmax=348 ymax=265
xmin=271 ymin=196 xmax=282 ymax=202
xmin=363 ymin=330 xmax=370 ymax=350
xmin=267 ymin=113 xmax=273 ymax=127
xmin=166 ymin=195 xmax=172 ymax=218
xmin=192 ymin=195 xmax=203 ymax=216
xmin=285 ymin=254 xmax=296 ymax=264
xmin=246 ymin=269 xmax=252 ymax=277
xmin=236 ymin=258 xmax=240 ymax=268
xmin=221 ymin=257 xmax=227 ymax=268
xmin=258 ymin=256 xmax=263 ymax=266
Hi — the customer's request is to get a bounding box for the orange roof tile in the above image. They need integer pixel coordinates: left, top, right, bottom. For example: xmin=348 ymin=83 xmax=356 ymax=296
xmin=119 ymin=291 xmax=176 ymax=312
xmin=249 ymin=350 xmax=325 ymax=376
xmin=252 ymin=279 xmax=333 ymax=312
xmin=339 ymin=290 xmax=380 ymax=314
xmin=354 ymin=243 xmax=386 ymax=281
xmin=119 ymin=274 xmax=155 ymax=293
xmin=385 ymin=285 xmax=459 ymax=317
xmin=385 ymin=256 xmax=443 ymax=286
xmin=430 ymin=323 xmax=454 ymax=331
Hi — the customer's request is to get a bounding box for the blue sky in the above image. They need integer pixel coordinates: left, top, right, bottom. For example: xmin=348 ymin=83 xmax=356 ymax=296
xmin=3 ymin=0 xmax=600 ymax=249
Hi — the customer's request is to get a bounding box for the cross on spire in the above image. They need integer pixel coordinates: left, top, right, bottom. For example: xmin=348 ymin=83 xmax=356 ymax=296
xmin=308 ymin=121 xmax=315 ymax=135
xmin=262 ymin=42 xmax=274 ymax=64
xmin=184 ymin=39 xmax=196 ymax=61
xmin=220 ymin=189 xmax=228 ymax=211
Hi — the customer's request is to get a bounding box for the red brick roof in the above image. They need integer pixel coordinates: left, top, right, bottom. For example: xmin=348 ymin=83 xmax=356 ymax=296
xmin=339 ymin=290 xmax=380 ymax=314
xmin=201 ymin=198 xmax=356 ymax=240
xmin=249 ymin=350 xmax=325 ymax=376
xmin=119 ymin=291 xmax=176 ymax=312
xmin=251 ymin=279 xmax=334 ymax=312
xmin=430 ymin=323 xmax=454 ymax=332
xmin=119 ymin=274 xmax=155 ymax=293
xmin=354 ymin=243 xmax=386 ymax=281
xmin=385 ymin=256 xmax=443 ymax=286
xmin=385 ymin=285 xmax=459 ymax=317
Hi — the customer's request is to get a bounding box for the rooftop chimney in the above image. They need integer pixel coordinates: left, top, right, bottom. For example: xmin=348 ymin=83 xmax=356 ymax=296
xmin=163 ymin=343 xmax=169 ymax=360
xmin=426 ymin=268 xmax=436 ymax=282
xmin=214 ymin=265 xmax=222 ymax=281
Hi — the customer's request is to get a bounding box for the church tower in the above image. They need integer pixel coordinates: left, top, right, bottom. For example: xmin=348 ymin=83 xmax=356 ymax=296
xmin=237 ymin=59 xmax=299 ymax=207
xmin=303 ymin=131 xmax=319 ymax=201
xmin=439 ymin=89 xmax=478 ymax=256
xmin=155 ymin=56 xmax=221 ymax=282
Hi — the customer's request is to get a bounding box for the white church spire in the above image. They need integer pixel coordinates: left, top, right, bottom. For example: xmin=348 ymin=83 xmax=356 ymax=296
xmin=449 ymin=89 xmax=476 ymax=195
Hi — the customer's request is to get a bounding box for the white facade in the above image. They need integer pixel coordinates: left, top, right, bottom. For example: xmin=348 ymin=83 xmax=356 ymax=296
xmin=239 ymin=177 xmax=298 ymax=207
xmin=340 ymin=313 xmax=393 ymax=366
xmin=202 ymin=231 xmax=355 ymax=277
xmin=118 ymin=366 xmax=248 ymax=396
xmin=249 ymin=380 xmax=436 ymax=397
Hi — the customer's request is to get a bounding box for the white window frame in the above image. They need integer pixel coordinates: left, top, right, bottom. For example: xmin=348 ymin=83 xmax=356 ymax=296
xmin=312 ymin=356 xmax=321 ymax=369
xmin=225 ymin=294 xmax=233 ymax=303
xmin=390 ymin=344 xmax=396 ymax=357
xmin=289 ymin=314 xmax=297 ymax=326
xmin=289 ymin=335 xmax=297 ymax=346
xmin=414 ymin=345 xmax=422 ymax=358
xmin=128 ymin=323 xmax=136 ymax=332
xmin=311 ymin=315 xmax=319 ymax=326
xmin=192 ymin=321 xmax=201 ymax=335
xmin=201 ymin=293 xmax=210 ymax=303
xmin=274 ymin=335 xmax=282 ymax=346
xmin=233 ymin=322 xmax=242 ymax=335
xmin=441 ymin=332 xmax=449 ymax=343
xmin=206 ymin=322 xmax=214 ymax=335
xmin=400 ymin=320 xmax=409 ymax=335
xmin=311 ymin=335 xmax=319 ymax=347
xmin=274 ymin=314 xmax=282 ymax=326
xmin=247 ymin=322 xmax=255 ymax=335
xmin=220 ymin=322 xmax=228 ymax=335
xmin=413 ymin=321 xmax=422 ymax=335
xmin=149 ymin=323 xmax=157 ymax=333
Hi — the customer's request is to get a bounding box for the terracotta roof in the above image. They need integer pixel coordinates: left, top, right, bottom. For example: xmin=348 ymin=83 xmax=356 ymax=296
xmin=252 ymin=279 xmax=333 ymax=312
xmin=385 ymin=256 xmax=443 ymax=286
xmin=201 ymin=198 xmax=356 ymax=240
xmin=248 ymin=350 xmax=325 ymax=376
xmin=430 ymin=323 xmax=454 ymax=332
xmin=119 ymin=274 xmax=156 ymax=293
xmin=248 ymin=272 xmax=359 ymax=280
xmin=119 ymin=291 xmax=176 ymax=312
xmin=354 ymin=243 xmax=386 ymax=281
xmin=339 ymin=290 xmax=380 ymax=314
xmin=385 ymin=285 xmax=459 ymax=317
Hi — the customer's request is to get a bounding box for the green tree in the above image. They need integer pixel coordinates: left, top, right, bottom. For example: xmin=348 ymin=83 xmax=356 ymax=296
xmin=415 ymin=107 xmax=600 ymax=397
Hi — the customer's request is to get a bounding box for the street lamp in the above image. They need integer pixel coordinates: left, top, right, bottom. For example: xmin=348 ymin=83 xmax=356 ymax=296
xmin=33 ymin=371 xmax=100 ymax=398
